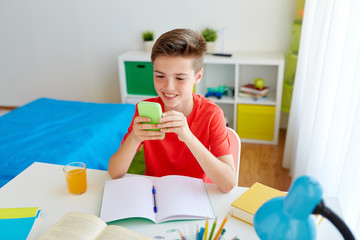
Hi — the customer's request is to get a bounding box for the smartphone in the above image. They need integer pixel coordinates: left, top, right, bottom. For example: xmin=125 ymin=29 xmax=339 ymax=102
xmin=138 ymin=101 xmax=165 ymax=139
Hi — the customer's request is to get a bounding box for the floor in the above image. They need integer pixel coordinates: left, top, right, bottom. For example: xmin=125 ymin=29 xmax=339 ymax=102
xmin=0 ymin=110 xmax=10 ymax=117
xmin=238 ymin=129 xmax=292 ymax=191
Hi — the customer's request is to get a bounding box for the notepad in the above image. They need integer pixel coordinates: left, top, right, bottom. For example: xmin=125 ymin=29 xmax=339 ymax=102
xmin=100 ymin=175 xmax=215 ymax=223
xmin=0 ymin=207 xmax=41 ymax=239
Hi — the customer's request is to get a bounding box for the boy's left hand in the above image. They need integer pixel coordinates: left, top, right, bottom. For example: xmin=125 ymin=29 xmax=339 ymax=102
xmin=158 ymin=110 xmax=192 ymax=142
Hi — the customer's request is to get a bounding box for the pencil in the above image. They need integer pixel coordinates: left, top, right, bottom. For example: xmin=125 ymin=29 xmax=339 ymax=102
xmin=218 ymin=229 xmax=226 ymax=240
xmin=208 ymin=217 xmax=217 ymax=240
xmin=212 ymin=213 xmax=230 ymax=240
xmin=178 ymin=230 xmax=187 ymax=240
xmin=203 ymin=217 xmax=209 ymax=240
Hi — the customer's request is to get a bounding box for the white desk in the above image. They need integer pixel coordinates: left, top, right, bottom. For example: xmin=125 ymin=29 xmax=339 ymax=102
xmin=0 ymin=162 xmax=343 ymax=240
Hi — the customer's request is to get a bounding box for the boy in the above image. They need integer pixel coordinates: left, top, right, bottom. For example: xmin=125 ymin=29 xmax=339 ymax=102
xmin=108 ymin=29 xmax=236 ymax=193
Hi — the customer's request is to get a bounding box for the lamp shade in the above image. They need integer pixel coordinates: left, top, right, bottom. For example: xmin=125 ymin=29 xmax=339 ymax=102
xmin=253 ymin=176 xmax=323 ymax=240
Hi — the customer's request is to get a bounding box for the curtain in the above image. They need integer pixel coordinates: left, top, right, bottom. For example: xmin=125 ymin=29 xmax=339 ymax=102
xmin=283 ymin=0 xmax=360 ymax=237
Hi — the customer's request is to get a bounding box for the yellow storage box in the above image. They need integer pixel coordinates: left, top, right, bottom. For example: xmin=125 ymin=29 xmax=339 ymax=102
xmin=237 ymin=104 xmax=275 ymax=141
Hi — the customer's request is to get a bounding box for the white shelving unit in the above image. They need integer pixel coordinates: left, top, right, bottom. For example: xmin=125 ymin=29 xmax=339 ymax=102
xmin=118 ymin=51 xmax=284 ymax=144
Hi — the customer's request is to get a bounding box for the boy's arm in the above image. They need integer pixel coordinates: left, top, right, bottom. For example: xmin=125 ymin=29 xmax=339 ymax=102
xmin=183 ymin=134 xmax=236 ymax=193
xmin=158 ymin=111 xmax=236 ymax=193
xmin=108 ymin=116 xmax=165 ymax=179
xmin=108 ymin=131 xmax=141 ymax=179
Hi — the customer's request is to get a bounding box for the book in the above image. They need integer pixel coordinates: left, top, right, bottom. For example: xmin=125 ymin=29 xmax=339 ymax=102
xmin=231 ymin=182 xmax=286 ymax=225
xmin=100 ymin=175 xmax=215 ymax=223
xmin=240 ymin=84 xmax=269 ymax=95
xmin=231 ymin=183 xmax=323 ymax=225
xmin=39 ymin=212 xmax=151 ymax=240
xmin=0 ymin=207 xmax=41 ymax=240
xmin=238 ymin=91 xmax=268 ymax=100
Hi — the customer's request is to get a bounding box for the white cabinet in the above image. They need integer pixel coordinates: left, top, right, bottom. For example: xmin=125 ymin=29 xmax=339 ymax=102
xmin=118 ymin=51 xmax=284 ymax=144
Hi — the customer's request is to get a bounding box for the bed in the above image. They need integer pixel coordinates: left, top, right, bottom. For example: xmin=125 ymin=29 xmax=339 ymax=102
xmin=0 ymin=98 xmax=135 ymax=188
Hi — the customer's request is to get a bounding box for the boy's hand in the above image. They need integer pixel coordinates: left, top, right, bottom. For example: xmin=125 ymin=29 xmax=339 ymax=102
xmin=158 ymin=110 xmax=192 ymax=142
xmin=131 ymin=116 xmax=165 ymax=142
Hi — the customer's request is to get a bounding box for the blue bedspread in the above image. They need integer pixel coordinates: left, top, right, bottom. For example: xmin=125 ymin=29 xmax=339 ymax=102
xmin=0 ymin=98 xmax=135 ymax=188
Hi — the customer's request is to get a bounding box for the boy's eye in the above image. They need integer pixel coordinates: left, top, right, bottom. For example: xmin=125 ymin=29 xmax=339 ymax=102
xmin=155 ymin=75 xmax=165 ymax=79
xmin=176 ymin=77 xmax=185 ymax=81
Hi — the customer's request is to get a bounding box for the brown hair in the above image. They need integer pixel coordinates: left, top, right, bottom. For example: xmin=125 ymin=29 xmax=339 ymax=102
xmin=151 ymin=28 xmax=207 ymax=73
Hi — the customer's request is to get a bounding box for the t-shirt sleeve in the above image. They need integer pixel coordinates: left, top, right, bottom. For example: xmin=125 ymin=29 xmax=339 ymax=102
xmin=208 ymin=107 xmax=231 ymax=157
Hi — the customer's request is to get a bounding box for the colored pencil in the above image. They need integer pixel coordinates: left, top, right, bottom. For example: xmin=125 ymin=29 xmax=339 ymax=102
xmin=208 ymin=217 xmax=217 ymax=240
xmin=178 ymin=230 xmax=187 ymax=240
xmin=203 ymin=217 xmax=209 ymax=240
xmin=218 ymin=229 xmax=226 ymax=240
xmin=212 ymin=213 xmax=230 ymax=240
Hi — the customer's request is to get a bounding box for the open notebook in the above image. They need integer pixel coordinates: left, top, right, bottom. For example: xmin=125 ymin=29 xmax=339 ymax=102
xmin=100 ymin=175 xmax=215 ymax=223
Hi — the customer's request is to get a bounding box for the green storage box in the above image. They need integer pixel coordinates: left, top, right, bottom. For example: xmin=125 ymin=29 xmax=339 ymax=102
xmin=294 ymin=0 xmax=305 ymax=22
xmin=290 ymin=22 xmax=302 ymax=53
xmin=281 ymin=82 xmax=294 ymax=113
xmin=284 ymin=52 xmax=298 ymax=86
xmin=125 ymin=61 xmax=157 ymax=96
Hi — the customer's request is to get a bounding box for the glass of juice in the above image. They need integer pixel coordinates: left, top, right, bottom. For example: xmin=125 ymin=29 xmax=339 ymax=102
xmin=63 ymin=162 xmax=87 ymax=194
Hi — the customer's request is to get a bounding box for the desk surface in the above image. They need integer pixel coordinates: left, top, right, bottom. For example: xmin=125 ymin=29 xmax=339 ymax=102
xmin=0 ymin=162 xmax=342 ymax=240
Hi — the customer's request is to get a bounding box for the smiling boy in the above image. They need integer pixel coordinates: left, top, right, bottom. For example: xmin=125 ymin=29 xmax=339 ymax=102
xmin=108 ymin=29 xmax=236 ymax=193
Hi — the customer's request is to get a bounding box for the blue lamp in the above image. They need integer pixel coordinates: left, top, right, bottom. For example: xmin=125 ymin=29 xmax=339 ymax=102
xmin=253 ymin=175 xmax=355 ymax=240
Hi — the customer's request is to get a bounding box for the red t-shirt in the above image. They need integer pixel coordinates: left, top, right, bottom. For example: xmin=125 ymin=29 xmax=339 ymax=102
xmin=122 ymin=93 xmax=231 ymax=182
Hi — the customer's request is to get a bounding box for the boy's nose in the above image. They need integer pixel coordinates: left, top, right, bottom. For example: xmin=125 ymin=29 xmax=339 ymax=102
xmin=165 ymin=79 xmax=175 ymax=89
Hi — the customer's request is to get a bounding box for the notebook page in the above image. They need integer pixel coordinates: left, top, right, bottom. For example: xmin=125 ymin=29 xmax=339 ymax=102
xmin=154 ymin=175 xmax=215 ymax=223
xmin=100 ymin=176 xmax=156 ymax=223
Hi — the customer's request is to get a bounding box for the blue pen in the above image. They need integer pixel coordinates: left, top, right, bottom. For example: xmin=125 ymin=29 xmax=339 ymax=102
xmin=199 ymin=227 xmax=204 ymax=240
xmin=152 ymin=186 xmax=158 ymax=213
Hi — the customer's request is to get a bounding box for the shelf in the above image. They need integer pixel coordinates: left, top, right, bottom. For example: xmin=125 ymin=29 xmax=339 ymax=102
xmin=118 ymin=50 xmax=284 ymax=144
xmin=205 ymin=96 xmax=235 ymax=104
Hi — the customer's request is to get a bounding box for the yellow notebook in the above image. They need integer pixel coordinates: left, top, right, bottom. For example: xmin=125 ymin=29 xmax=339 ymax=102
xmin=231 ymin=182 xmax=286 ymax=225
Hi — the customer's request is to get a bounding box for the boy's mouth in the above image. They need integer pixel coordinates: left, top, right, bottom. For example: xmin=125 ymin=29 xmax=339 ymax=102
xmin=163 ymin=93 xmax=178 ymax=99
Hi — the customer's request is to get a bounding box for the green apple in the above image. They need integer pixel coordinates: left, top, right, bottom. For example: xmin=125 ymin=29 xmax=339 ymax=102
xmin=254 ymin=78 xmax=265 ymax=89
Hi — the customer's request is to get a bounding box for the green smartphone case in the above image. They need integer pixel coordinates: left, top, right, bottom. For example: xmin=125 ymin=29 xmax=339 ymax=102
xmin=138 ymin=101 xmax=165 ymax=139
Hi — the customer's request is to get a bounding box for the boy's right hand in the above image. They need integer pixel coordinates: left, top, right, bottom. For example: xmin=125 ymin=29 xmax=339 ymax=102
xmin=131 ymin=116 xmax=164 ymax=142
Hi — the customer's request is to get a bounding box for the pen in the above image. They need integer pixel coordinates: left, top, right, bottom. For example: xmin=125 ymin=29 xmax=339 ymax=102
xmin=208 ymin=217 xmax=217 ymax=240
xmin=212 ymin=213 xmax=230 ymax=240
xmin=203 ymin=217 xmax=209 ymax=240
xmin=199 ymin=227 xmax=205 ymax=240
xmin=152 ymin=186 xmax=157 ymax=213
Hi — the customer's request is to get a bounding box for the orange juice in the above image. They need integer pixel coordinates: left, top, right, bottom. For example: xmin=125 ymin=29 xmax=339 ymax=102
xmin=64 ymin=163 xmax=87 ymax=194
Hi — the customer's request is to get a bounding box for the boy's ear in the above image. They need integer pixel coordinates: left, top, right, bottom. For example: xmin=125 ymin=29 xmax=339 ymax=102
xmin=194 ymin=68 xmax=203 ymax=84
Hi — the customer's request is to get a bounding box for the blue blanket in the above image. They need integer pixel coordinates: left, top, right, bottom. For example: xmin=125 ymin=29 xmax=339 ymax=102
xmin=0 ymin=98 xmax=135 ymax=188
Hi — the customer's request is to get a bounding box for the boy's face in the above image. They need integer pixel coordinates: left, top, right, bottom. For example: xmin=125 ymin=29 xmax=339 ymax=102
xmin=153 ymin=56 xmax=202 ymax=115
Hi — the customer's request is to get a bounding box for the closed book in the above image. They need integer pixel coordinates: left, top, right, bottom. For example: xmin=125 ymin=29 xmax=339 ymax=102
xmin=231 ymin=182 xmax=286 ymax=225
xmin=240 ymin=84 xmax=269 ymax=95
xmin=238 ymin=91 xmax=268 ymax=99
xmin=0 ymin=207 xmax=41 ymax=240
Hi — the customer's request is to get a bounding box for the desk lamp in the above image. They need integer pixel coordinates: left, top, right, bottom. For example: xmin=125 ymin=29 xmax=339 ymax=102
xmin=253 ymin=175 xmax=355 ymax=240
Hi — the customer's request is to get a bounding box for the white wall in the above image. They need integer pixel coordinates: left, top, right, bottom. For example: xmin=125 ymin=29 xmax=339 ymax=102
xmin=0 ymin=0 xmax=295 ymax=106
